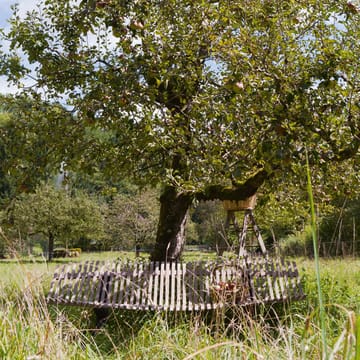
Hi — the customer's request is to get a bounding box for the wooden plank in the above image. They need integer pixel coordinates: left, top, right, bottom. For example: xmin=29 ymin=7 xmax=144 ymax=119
xmin=74 ymin=261 xmax=90 ymax=305
xmin=48 ymin=264 xmax=64 ymax=301
xmin=117 ymin=261 xmax=127 ymax=309
xmin=182 ymin=262 xmax=187 ymax=311
xmin=220 ymin=265 xmax=226 ymax=306
xmin=87 ymin=261 xmax=100 ymax=305
xmin=112 ymin=261 xmax=122 ymax=308
xmin=163 ymin=262 xmax=169 ymax=310
xmin=70 ymin=263 xmax=83 ymax=304
xmin=170 ymin=262 xmax=176 ymax=311
xmin=58 ymin=264 xmax=71 ymax=302
xmin=129 ymin=262 xmax=138 ymax=309
xmin=143 ymin=261 xmax=152 ymax=310
xmin=123 ymin=260 xmax=134 ymax=309
xmin=99 ymin=262 xmax=112 ymax=305
xmin=264 ymin=258 xmax=273 ymax=302
xmin=176 ymin=262 xmax=181 ymax=311
xmin=197 ymin=262 xmax=205 ymax=310
xmin=136 ymin=261 xmax=144 ymax=309
xmin=278 ymin=258 xmax=287 ymax=299
xmin=186 ymin=262 xmax=194 ymax=311
xmin=272 ymin=260 xmax=281 ymax=301
xmin=159 ymin=262 xmax=165 ymax=310
xmin=193 ymin=262 xmax=200 ymax=311
xmin=146 ymin=261 xmax=154 ymax=310
xmin=244 ymin=258 xmax=253 ymax=303
xmin=49 ymin=265 xmax=64 ymax=301
xmin=213 ymin=262 xmax=221 ymax=309
xmin=227 ymin=265 xmax=235 ymax=306
xmin=93 ymin=262 xmax=105 ymax=306
xmin=253 ymin=257 xmax=266 ymax=302
xmin=204 ymin=263 xmax=212 ymax=310
xmin=209 ymin=261 xmax=217 ymax=309
xmin=64 ymin=263 xmax=78 ymax=303
xmin=291 ymin=260 xmax=304 ymax=300
xmin=105 ymin=261 xmax=116 ymax=305
xmin=153 ymin=262 xmax=160 ymax=310
xmin=80 ymin=261 xmax=94 ymax=305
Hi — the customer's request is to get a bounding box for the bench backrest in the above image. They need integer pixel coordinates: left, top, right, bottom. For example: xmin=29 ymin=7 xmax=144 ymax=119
xmin=47 ymin=257 xmax=305 ymax=310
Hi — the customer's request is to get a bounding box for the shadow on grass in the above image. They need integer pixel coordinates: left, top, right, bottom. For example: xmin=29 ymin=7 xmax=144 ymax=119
xmin=47 ymin=302 xmax=303 ymax=358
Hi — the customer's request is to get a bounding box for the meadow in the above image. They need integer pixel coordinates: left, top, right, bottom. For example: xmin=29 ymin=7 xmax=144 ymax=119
xmin=0 ymin=252 xmax=360 ymax=359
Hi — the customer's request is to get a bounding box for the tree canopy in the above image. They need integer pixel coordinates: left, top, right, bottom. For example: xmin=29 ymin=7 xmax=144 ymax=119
xmin=11 ymin=184 xmax=105 ymax=260
xmin=1 ymin=0 xmax=360 ymax=260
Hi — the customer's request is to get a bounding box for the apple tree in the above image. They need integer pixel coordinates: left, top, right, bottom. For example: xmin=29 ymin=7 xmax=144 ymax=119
xmin=1 ymin=0 xmax=360 ymax=260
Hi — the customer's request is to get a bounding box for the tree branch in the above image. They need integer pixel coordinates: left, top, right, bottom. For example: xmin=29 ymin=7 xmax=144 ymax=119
xmin=195 ymin=169 xmax=270 ymax=202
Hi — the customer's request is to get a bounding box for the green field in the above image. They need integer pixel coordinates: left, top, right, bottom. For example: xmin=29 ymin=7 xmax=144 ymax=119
xmin=0 ymin=253 xmax=360 ymax=359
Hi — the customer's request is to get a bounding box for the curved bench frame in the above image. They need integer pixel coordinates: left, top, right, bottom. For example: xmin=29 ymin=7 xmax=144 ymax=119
xmin=47 ymin=256 xmax=305 ymax=311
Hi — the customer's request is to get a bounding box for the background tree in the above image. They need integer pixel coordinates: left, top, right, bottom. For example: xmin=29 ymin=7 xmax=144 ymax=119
xmin=10 ymin=184 xmax=105 ymax=260
xmin=0 ymin=110 xmax=15 ymax=204
xmin=0 ymin=95 xmax=74 ymax=202
xmin=1 ymin=1 xmax=360 ymax=261
xmin=105 ymin=188 xmax=159 ymax=251
xmin=191 ymin=200 xmax=226 ymax=254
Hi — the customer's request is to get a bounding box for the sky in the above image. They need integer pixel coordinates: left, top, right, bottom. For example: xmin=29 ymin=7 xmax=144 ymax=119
xmin=0 ymin=0 xmax=38 ymax=94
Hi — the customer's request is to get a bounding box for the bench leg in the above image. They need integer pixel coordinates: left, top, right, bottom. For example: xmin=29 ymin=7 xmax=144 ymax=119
xmin=94 ymin=307 xmax=111 ymax=328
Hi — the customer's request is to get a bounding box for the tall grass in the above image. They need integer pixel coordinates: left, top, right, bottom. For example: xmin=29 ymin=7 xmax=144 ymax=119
xmin=306 ymin=151 xmax=328 ymax=359
xmin=0 ymin=259 xmax=107 ymax=359
xmin=0 ymin=258 xmax=359 ymax=359
xmin=1 ymin=228 xmax=359 ymax=358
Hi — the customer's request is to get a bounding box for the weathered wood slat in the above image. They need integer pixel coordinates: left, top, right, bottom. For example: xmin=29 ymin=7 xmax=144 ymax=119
xmin=164 ymin=262 xmax=170 ymax=310
xmin=129 ymin=262 xmax=137 ymax=309
xmin=112 ymin=262 xmax=121 ymax=308
xmin=193 ymin=262 xmax=199 ymax=311
xmin=146 ymin=261 xmax=154 ymax=310
xmin=170 ymin=262 xmax=175 ymax=311
xmin=176 ymin=262 xmax=181 ymax=311
xmin=47 ymin=257 xmax=305 ymax=310
xmin=181 ymin=262 xmax=186 ymax=311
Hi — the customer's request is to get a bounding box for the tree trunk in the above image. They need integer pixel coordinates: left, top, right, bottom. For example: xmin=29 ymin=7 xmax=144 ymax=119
xmin=150 ymin=186 xmax=193 ymax=261
xmin=48 ymin=231 xmax=54 ymax=262
xmin=151 ymin=170 xmax=269 ymax=262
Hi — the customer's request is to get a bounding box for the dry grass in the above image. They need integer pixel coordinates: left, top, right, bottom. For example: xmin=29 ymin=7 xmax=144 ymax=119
xmin=0 ymin=256 xmax=359 ymax=359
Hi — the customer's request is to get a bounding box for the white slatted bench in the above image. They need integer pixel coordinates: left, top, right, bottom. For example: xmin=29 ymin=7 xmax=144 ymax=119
xmin=47 ymin=257 xmax=305 ymax=310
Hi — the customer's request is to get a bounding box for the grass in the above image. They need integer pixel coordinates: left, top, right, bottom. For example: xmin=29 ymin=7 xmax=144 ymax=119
xmin=306 ymin=151 xmax=328 ymax=358
xmin=0 ymin=253 xmax=360 ymax=359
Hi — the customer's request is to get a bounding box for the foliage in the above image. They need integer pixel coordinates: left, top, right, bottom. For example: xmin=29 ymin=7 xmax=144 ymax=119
xmin=1 ymin=1 xmax=359 ymax=195
xmin=68 ymin=170 xmax=139 ymax=201
xmin=191 ymin=200 xmax=225 ymax=248
xmin=279 ymin=226 xmax=314 ymax=257
xmin=0 ymin=95 xmax=75 ymax=200
xmin=0 ymin=109 xmax=16 ymax=204
xmin=8 ymin=183 xmax=105 ymax=258
xmin=105 ymin=188 xmax=159 ymax=250
xmin=2 ymin=0 xmax=360 ymax=259
xmin=319 ymin=197 xmax=360 ymax=256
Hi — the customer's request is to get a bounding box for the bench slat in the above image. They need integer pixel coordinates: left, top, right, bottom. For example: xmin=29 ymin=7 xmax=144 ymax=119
xmin=47 ymin=257 xmax=305 ymax=310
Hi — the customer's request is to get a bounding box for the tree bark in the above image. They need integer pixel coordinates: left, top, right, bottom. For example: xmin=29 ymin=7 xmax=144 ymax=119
xmin=150 ymin=170 xmax=270 ymax=262
xmin=48 ymin=231 xmax=54 ymax=262
xmin=196 ymin=169 xmax=269 ymax=202
xmin=150 ymin=186 xmax=193 ymax=261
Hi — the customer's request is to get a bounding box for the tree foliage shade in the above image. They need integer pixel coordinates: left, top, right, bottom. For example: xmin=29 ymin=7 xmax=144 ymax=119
xmin=1 ymin=0 xmax=360 ymax=260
